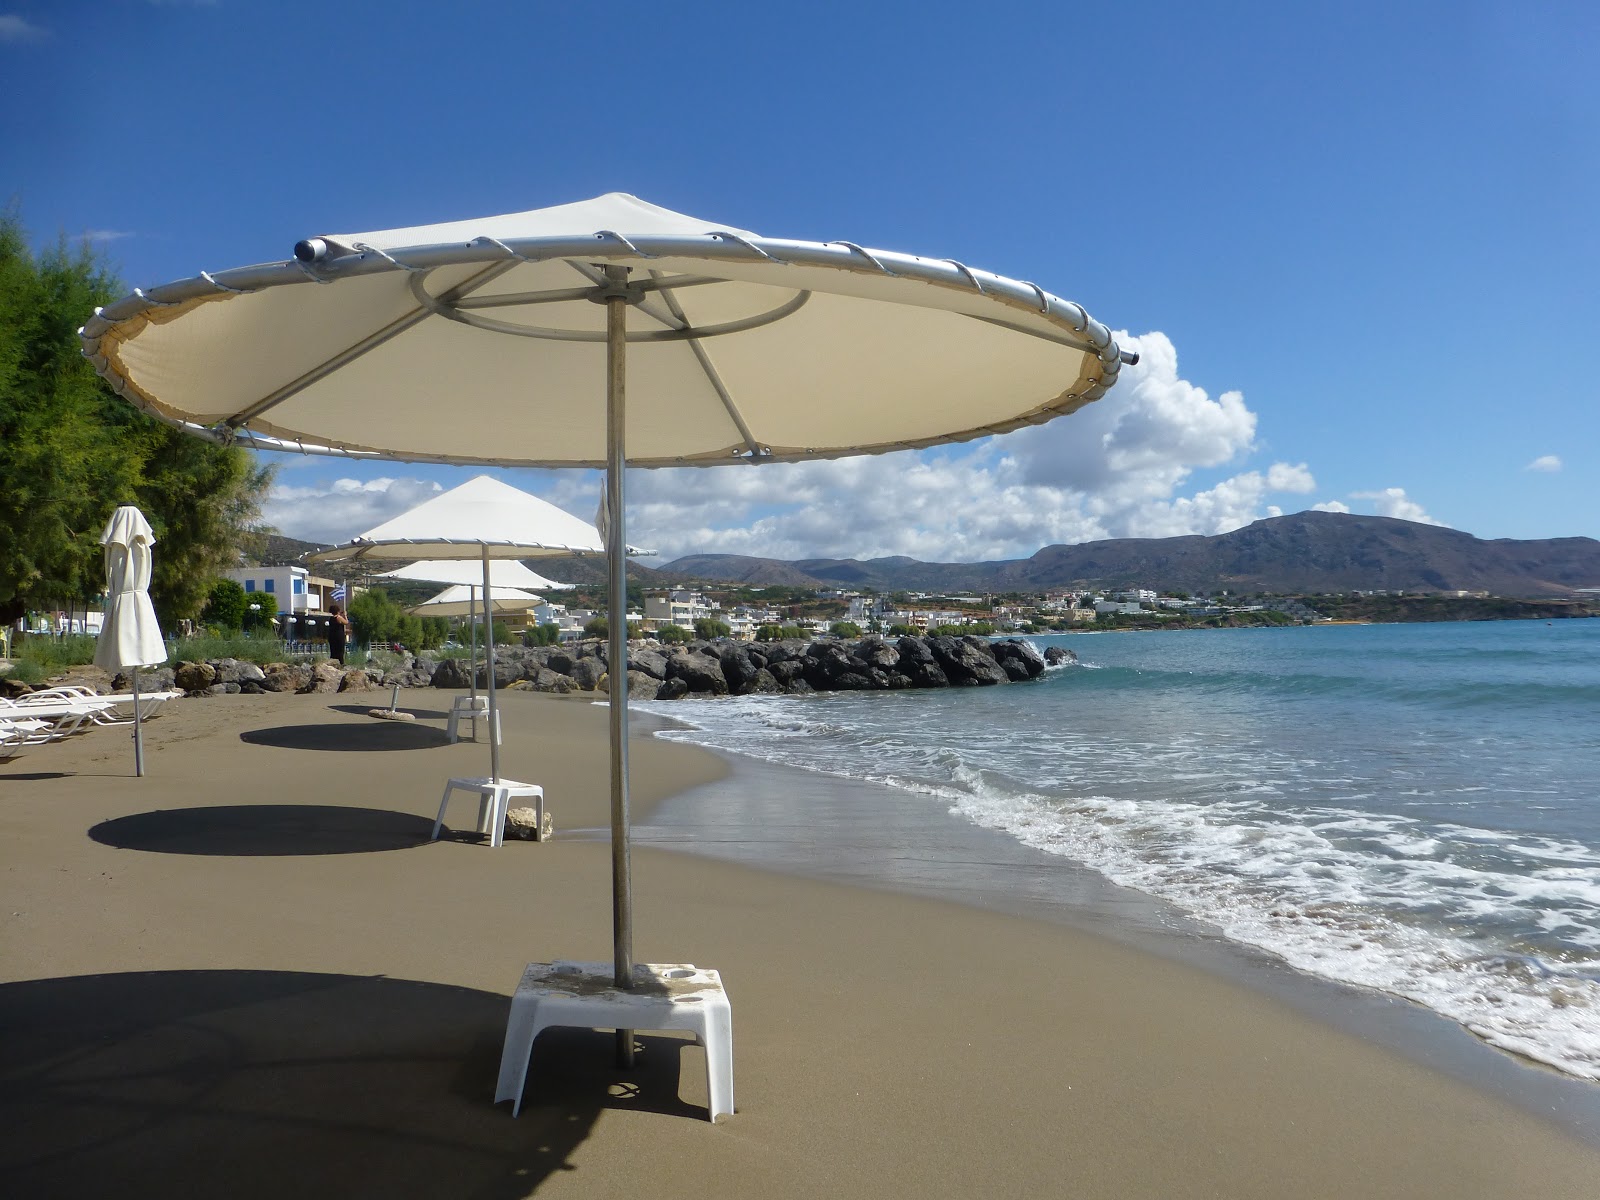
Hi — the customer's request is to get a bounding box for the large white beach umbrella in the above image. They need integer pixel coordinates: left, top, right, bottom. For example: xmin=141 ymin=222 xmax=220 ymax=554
xmin=81 ymin=192 xmax=1133 ymax=1044
xmin=92 ymin=505 xmax=166 ymax=777
xmin=305 ymin=474 xmax=641 ymax=785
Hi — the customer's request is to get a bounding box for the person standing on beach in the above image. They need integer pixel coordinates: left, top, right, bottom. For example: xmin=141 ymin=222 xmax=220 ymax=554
xmin=328 ymin=602 xmax=349 ymax=664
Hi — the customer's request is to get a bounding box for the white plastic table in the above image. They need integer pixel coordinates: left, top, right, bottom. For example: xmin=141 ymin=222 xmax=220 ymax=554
xmin=433 ymin=777 xmax=543 ymax=848
xmin=495 ymin=960 xmax=733 ymax=1122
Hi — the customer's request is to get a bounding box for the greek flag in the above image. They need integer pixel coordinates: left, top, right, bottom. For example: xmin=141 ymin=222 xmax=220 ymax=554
xmin=331 ymin=585 xmax=347 ymax=602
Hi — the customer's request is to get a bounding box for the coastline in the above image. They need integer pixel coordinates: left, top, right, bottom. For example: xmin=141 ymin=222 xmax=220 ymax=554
xmin=636 ymin=741 xmax=1600 ymax=1147
xmin=3 ymin=689 xmax=1599 ymax=1197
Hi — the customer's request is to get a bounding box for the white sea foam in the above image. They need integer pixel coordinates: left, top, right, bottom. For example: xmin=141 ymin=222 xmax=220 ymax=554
xmin=640 ymin=677 xmax=1600 ymax=1081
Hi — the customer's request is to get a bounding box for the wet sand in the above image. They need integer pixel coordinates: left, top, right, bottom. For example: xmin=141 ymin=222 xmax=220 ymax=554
xmin=3 ymin=689 xmax=1599 ymax=1198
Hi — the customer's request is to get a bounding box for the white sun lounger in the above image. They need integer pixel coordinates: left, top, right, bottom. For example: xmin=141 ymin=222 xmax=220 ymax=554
xmin=5 ymin=688 xmax=180 ymax=726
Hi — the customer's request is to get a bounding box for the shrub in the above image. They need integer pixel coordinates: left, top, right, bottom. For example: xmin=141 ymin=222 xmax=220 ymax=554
xmin=201 ymin=579 xmax=248 ymax=632
xmin=524 ymin=622 xmax=562 ymax=646
xmin=693 ymin=617 xmax=731 ymax=640
xmin=654 ymin=624 xmax=693 ymax=644
xmin=583 ymin=617 xmax=641 ymax=640
xmin=242 ymin=592 xmax=277 ymax=634
xmin=755 ymin=624 xmax=808 ymax=642
xmin=829 ymin=621 xmax=862 ymax=638
xmin=887 ymin=623 xmax=917 ymax=637
xmin=13 ymin=632 xmax=100 ymax=672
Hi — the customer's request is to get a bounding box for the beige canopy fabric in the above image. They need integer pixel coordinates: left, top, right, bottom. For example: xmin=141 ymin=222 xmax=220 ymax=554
xmin=408 ymin=584 xmax=543 ymax=618
xmin=376 ymin=558 xmax=572 ymax=591
xmin=80 ymin=193 xmax=1127 ymax=468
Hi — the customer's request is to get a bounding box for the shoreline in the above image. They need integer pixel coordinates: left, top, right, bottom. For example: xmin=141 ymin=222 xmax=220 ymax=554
xmin=4 ymin=689 xmax=1599 ymax=1196
xmin=634 ymin=738 xmax=1600 ymax=1147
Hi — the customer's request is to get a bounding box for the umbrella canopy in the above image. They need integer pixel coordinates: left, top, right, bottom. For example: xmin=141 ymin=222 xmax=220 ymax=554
xmin=81 ymin=192 xmax=1131 ymax=1042
xmin=81 ymin=192 xmax=1127 ymax=467
xmin=410 ymin=584 xmax=543 ymax=618
xmin=307 ymin=474 xmax=648 ymax=562
xmin=94 ymin=506 xmax=164 ymax=671
xmin=377 ymin=558 xmax=573 ymax=591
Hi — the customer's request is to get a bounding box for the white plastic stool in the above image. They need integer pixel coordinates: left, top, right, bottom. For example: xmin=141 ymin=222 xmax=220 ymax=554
xmin=433 ymin=777 xmax=543 ymax=848
xmin=495 ymin=961 xmax=733 ymax=1122
xmin=446 ymin=694 xmax=501 ymax=744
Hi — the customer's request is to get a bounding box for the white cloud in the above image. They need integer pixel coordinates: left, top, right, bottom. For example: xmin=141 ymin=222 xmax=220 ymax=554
xmin=1311 ymin=500 xmax=1351 ymax=514
xmin=0 ymin=14 xmax=46 ymax=41
xmin=1349 ymin=487 xmax=1445 ymax=526
xmin=1527 ymin=455 xmax=1562 ymax=473
xmin=263 ymin=476 xmax=444 ymax=544
xmin=622 ymin=330 xmax=1324 ymax=560
xmin=81 ymin=229 xmax=135 ymax=244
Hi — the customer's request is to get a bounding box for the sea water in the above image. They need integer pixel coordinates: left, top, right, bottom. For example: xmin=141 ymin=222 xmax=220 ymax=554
xmin=638 ymin=619 xmax=1600 ymax=1082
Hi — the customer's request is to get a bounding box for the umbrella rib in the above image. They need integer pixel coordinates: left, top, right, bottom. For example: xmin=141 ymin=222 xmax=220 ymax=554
xmin=651 ymin=270 xmax=764 ymax=457
xmin=229 ymin=261 xmax=520 ymax=426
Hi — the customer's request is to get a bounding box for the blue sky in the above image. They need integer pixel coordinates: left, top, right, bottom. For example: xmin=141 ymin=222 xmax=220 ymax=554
xmin=5 ymin=0 xmax=1596 ymax=561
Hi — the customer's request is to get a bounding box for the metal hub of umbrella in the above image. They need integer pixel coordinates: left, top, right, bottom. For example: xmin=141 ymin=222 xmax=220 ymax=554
xmin=80 ymin=193 xmax=1135 ymax=1056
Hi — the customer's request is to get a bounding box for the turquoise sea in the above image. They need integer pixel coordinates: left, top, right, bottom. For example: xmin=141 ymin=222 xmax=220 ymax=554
xmin=639 ymin=619 xmax=1600 ymax=1083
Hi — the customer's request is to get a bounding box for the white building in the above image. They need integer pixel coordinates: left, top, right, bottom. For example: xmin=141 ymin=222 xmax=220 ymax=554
xmin=1095 ymin=601 xmax=1145 ymax=616
xmin=224 ymin=565 xmax=307 ymax=611
xmin=644 ymin=589 xmax=721 ymax=632
xmin=1112 ymin=588 xmax=1157 ymax=604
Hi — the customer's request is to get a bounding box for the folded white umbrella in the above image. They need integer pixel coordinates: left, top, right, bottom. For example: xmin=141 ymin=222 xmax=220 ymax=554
xmin=82 ymin=192 xmax=1133 ymax=1065
xmin=93 ymin=505 xmax=166 ymax=777
xmin=409 ymin=584 xmax=543 ymax=618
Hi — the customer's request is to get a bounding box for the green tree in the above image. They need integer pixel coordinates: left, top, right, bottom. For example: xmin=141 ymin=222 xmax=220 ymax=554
xmin=693 ymin=617 xmax=731 ymax=639
xmin=584 ymin=616 xmax=640 ymax=640
xmin=654 ymin=624 xmax=693 ymax=644
xmin=349 ymin=588 xmax=404 ymax=644
xmin=887 ymin=623 xmax=917 ymax=636
xmin=523 ymin=622 xmax=562 ymax=646
xmin=829 ymin=621 xmax=862 ymax=638
xmin=201 ymin=579 xmax=248 ymax=632
xmin=241 ymin=590 xmax=277 ymax=633
xmin=0 ymin=207 xmax=273 ymax=627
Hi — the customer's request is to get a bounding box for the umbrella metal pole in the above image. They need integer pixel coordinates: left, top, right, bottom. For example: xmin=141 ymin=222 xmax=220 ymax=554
xmin=468 ymin=585 xmax=479 ymax=726
xmin=132 ymin=665 xmax=144 ymax=778
xmin=605 ymin=267 xmax=635 ymax=1067
xmin=483 ymin=546 xmax=500 ymax=783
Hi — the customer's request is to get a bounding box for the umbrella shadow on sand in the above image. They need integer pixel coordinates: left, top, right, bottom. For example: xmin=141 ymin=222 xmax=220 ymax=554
xmin=239 ymin=723 xmax=451 ymax=752
xmin=0 ymin=970 xmax=706 ymax=1200
xmin=88 ymin=805 xmax=440 ymax=856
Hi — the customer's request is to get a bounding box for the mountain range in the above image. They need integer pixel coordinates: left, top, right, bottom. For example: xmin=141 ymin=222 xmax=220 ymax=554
xmin=256 ymin=512 xmax=1600 ymax=599
xmin=658 ymin=512 xmax=1600 ymax=598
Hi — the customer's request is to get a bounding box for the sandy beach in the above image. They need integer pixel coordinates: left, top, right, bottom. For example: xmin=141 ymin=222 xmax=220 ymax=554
xmin=4 ymin=689 xmax=1599 ymax=1198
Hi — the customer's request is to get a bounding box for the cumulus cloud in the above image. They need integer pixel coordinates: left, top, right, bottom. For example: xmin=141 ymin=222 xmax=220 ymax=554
xmin=263 ymin=476 xmax=444 ymax=544
xmin=1350 ymin=487 xmax=1444 ymax=526
xmin=621 ymin=332 xmax=1325 ymax=560
xmin=1527 ymin=454 xmax=1562 ymax=473
xmin=0 ymin=14 xmax=46 ymax=41
xmin=1311 ymin=500 xmax=1352 ymax=514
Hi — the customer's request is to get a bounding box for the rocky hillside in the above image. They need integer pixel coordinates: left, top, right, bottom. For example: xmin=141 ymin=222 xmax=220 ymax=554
xmin=663 ymin=512 xmax=1600 ymax=598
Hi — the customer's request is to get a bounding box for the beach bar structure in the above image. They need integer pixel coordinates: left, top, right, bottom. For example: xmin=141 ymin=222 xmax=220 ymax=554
xmin=80 ymin=192 xmax=1132 ymax=1104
